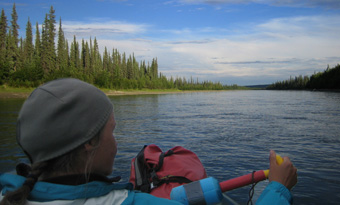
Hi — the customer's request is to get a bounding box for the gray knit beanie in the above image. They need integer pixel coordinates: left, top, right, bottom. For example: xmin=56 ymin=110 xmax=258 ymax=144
xmin=17 ymin=78 xmax=113 ymax=164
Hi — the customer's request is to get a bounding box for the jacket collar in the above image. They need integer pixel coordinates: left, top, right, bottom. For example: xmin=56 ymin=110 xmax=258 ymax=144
xmin=42 ymin=173 xmax=121 ymax=185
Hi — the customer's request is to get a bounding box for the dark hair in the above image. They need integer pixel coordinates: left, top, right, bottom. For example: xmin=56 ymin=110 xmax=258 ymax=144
xmin=0 ymin=162 xmax=47 ymax=205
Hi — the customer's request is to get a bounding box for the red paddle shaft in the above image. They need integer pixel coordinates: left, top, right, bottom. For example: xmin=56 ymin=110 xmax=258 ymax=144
xmin=219 ymin=170 xmax=266 ymax=192
xmin=219 ymin=154 xmax=283 ymax=192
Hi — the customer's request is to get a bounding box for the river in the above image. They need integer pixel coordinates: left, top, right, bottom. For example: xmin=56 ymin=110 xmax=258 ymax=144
xmin=1 ymin=90 xmax=340 ymax=204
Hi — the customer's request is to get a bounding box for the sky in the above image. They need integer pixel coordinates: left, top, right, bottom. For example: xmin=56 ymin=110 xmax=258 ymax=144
xmin=1 ymin=0 xmax=340 ymax=85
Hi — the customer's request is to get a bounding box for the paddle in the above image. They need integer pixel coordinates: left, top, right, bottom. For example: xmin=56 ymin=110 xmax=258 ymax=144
xmin=220 ymin=154 xmax=283 ymax=192
xmin=171 ymin=155 xmax=284 ymax=205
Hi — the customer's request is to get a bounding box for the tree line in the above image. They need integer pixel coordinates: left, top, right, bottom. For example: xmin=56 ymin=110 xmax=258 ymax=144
xmin=0 ymin=4 xmax=237 ymax=90
xmin=266 ymin=64 xmax=340 ymax=90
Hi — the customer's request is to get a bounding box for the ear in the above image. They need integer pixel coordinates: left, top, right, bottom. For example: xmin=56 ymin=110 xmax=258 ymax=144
xmin=84 ymin=138 xmax=97 ymax=152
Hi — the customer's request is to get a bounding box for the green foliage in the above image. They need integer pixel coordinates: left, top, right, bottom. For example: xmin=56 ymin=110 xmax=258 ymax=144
xmin=267 ymin=75 xmax=309 ymax=90
xmin=307 ymin=64 xmax=340 ymax=89
xmin=267 ymin=64 xmax=340 ymax=90
xmin=0 ymin=4 xmax=238 ymax=90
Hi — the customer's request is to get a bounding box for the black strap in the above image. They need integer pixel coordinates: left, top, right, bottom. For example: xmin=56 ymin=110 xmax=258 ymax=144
xmin=247 ymin=171 xmax=258 ymax=205
xmin=156 ymin=152 xmax=165 ymax=172
xmin=156 ymin=149 xmax=173 ymax=171
xmin=134 ymin=145 xmax=148 ymax=189
xmin=43 ymin=173 xmax=121 ymax=185
xmin=165 ymin=149 xmax=174 ymax=157
xmin=161 ymin=176 xmax=192 ymax=184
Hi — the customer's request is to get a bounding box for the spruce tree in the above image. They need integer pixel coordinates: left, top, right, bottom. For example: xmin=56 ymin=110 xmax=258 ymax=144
xmin=5 ymin=29 xmax=15 ymax=72
xmin=80 ymin=39 xmax=90 ymax=74
xmin=81 ymin=39 xmax=85 ymax=70
xmin=70 ymin=35 xmax=80 ymax=71
xmin=89 ymin=37 xmax=94 ymax=73
xmin=103 ymin=46 xmax=109 ymax=71
xmin=41 ymin=6 xmax=57 ymax=76
xmin=140 ymin=60 xmax=147 ymax=79
xmin=127 ymin=54 xmax=133 ymax=79
xmin=11 ymin=3 xmax=19 ymax=48
xmin=41 ymin=14 xmax=48 ymax=74
xmin=64 ymin=39 xmax=69 ymax=70
xmin=121 ymin=52 xmax=127 ymax=79
xmin=57 ymin=18 xmax=67 ymax=72
xmin=84 ymin=41 xmax=90 ymax=75
xmin=17 ymin=37 xmax=24 ymax=73
xmin=47 ymin=6 xmax=56 ymax=73
xmin=8 ymin=3 xmax=19 ymax=72
xmin=0 ymin=9 xmax=7 ymax=51
xmin=24 ymin=18 xmax=33 ymax=65
xmin=0 ymin=9 xmax=8 ymax=81
xmin=132 ymin=53 xmax=139 ymax=80
xmin=34 ymin=22 xmax=41 ymax=59
xmin=112 ymin=48 xmax=121 ymax=79
xmin=93 ymin=37 xmax=102 ymax=75
xmin=151 ymin=58 xmax=158 ymax=79
xmin=34 ymin=22 xmax=41 ymax=75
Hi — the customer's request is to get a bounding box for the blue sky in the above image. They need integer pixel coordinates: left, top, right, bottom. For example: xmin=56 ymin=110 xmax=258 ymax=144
xmin=1 ymin=0 xmax=340 ymax=85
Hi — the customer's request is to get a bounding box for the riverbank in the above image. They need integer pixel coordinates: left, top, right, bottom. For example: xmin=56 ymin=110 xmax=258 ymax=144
xmin=104 ymin=89 xmax=194 ymax=96
xmin=0 ymin=86 xmax=33 ymax=99
xmin=0 ymin=86 xmax=225 ymax=99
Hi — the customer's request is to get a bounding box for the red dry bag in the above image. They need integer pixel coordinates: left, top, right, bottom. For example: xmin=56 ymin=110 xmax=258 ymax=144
xmin=129 ymin=144 xmax=207 ymax=199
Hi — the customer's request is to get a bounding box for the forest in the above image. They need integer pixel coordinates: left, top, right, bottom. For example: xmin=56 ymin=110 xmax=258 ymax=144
xmin=266 ymin=64 xmax=340 ymax=90
xmin=0 ymin=4 xmax=239 ymax=91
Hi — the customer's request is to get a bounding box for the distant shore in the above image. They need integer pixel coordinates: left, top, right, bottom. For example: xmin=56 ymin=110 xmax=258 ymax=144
xmin=0 ymin=87 xmax=226 ymax=99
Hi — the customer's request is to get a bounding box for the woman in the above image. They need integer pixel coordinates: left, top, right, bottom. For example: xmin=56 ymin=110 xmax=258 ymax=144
xmin=0 ymin=78 xmax=297 ymax=204
xmin=0 ymin=78 xmax=181 ymax=205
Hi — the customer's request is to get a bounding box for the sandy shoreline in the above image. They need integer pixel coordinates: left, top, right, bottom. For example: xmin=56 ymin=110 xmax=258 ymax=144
xmin=0 ymin=89 xmax=217 ymax=99
xmin=104 ymin=90 xmax=213 ymax=96
xmin=0 ymin=92 xmax=31 ymax=99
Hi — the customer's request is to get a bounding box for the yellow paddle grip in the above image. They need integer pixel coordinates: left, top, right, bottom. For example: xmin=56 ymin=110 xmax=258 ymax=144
xmin=264 ymin=154 xmax=283 ymax=178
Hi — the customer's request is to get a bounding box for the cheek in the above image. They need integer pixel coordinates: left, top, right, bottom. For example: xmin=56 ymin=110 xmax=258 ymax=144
xmin=108 ymin=136 xmax=117 ymax=159
xmin=113 ymin=137 xmax=118 ymax=156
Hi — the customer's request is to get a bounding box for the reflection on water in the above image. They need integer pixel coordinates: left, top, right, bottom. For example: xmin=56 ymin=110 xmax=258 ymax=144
xmin=1 ymin=91 xmax=340 ymax=204
xmin=0 ymin=98 xmax=27 ymax=173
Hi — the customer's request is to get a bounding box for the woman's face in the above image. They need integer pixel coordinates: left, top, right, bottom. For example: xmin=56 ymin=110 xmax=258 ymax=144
xmin=90 ymin=113 xmax=118 ymax=176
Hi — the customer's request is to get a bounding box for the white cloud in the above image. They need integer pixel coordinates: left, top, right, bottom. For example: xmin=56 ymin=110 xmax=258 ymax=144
xmin=62 ymin=20 xmax=149 ymax=39
xmin=159 ymin=14 xmax=340 ymax=83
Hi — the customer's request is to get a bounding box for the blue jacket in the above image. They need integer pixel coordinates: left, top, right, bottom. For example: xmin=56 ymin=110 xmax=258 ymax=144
xmin=256 ymin=181 xmax=293 ymax=205
xmin=0 ymin=173 xmax=181 ymax=205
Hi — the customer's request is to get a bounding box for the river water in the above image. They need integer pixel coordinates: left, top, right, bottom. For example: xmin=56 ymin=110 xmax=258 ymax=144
xmin=1 ymin=90 xmax=340 ymax=204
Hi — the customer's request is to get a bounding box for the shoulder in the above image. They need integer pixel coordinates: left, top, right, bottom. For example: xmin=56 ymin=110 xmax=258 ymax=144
xmin=0 ymin=173 xmax=26 ymax=194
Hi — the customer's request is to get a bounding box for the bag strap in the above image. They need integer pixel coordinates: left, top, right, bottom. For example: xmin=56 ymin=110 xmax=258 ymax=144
xmin=151 ymin=149 xmax=174 ymax=184
xmin=159 ymin=175 xmax=192 ymax=184
xmin=157 ymin=149 xmax=174 ymax=171
xmin=134 ymin=145 xmax=148 ymax=189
